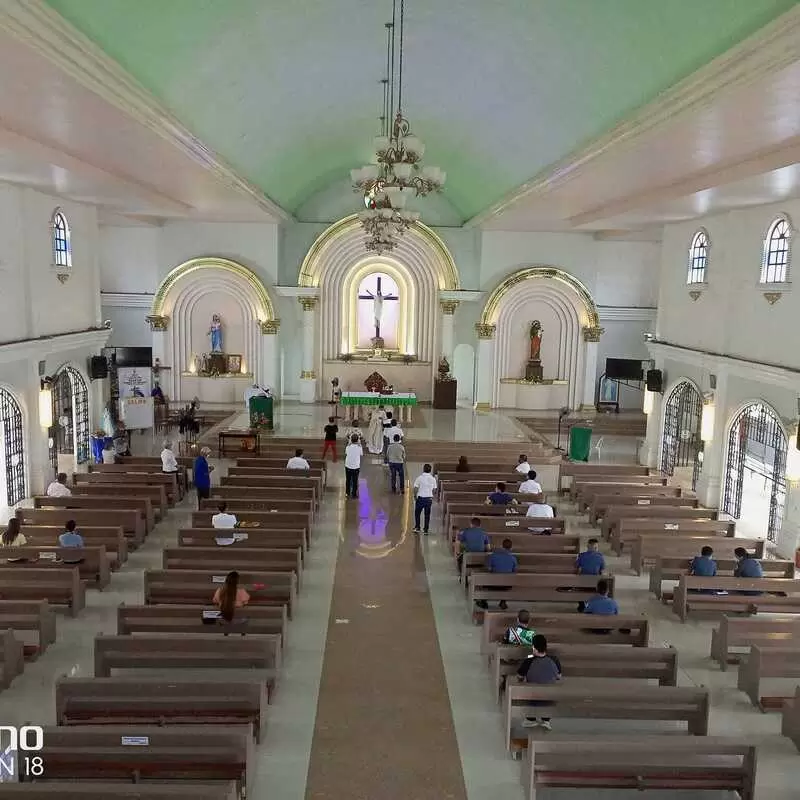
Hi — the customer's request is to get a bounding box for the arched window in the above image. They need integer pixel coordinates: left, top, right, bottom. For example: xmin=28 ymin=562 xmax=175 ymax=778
xmin=687 ymin=230 xmax=708 ymax=284
xmin=49 ymin=366 xmax=90 ymax=475
xmin=0 ymin=388 xmax=26 ymax=507
xmin=760 ymin=215 xmax=791 ymax=284
xmin=660 ymin=380 xmax=703 ymax=488
xmin=52 ymin=209 xmax=71 ymax=268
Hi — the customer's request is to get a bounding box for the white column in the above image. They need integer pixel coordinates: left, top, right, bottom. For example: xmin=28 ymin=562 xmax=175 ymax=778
xmin=439 ymin=300 xmax=458 ymax=363
xmin=146 ymin=315 xmax=172 ymax=398
xmin=298 ymin=297 xmax=318 ymax=404
xmin=580 ymin=325 xmax=603 ymax=410
xmin=776 ymin=481 xmax=800 ymax=559
xmin=474 ymin=324 xmax=496 ymax=409
xmin=25 ymin=362 xmax=50 ymax=493
xmin=640 ymin=355 xmax=664 ymax=468
xmin=695 ymin=368 xmax=728 ymax=509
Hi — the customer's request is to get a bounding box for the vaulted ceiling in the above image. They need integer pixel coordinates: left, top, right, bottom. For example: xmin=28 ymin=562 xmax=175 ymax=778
xmin=43 ymin=0 xmax=797 ymax=222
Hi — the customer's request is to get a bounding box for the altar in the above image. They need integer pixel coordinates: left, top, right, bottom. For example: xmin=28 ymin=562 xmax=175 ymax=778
xmin=497 ymin=379 xmax=569 ymax=410
xmin=340 ymin=391 xmax=417 ymax=422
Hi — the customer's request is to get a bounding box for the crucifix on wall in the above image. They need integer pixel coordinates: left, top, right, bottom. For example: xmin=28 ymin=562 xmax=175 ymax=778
xmin=358 ymin=274 xmax=398 ymax=339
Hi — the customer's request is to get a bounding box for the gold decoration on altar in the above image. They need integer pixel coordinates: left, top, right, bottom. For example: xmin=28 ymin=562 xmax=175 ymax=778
xmin=763 ymin=292 xmax=782 ymax=305
xmin=582 ymin=325 xmax=604 ymax=342
xmin=439 ymin=300 xmax=459 ymax=315
xmin=146 ymin=314 xmax=169 ymax=331
xmin=475 ymin=323 xmax=496 ymax=339
xmin=258 ymin=319 xmax=280 ymax=334
xmin=298 ymin=296 xmax=318 ymax=311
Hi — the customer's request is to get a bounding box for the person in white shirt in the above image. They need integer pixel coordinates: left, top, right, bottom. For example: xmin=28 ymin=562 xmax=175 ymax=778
xmin=46 ymin=473 xmax=72 ymax=497
xmin=161 ymin=441 xmax=179 ymax=473
xmin=413 ymin=463 xmax=438 ymax=534
xmin=101 ymin=441 xmax=116 ymax=464
xmin=212 ymin=502 xmax=238 ymax=529
xmin=518 ymin=470 xmax=543 ymax=496
xmin=344 ymin=434 xmax=363 ymax=499
xmin=286 ymin=448 xmax=311 ymax=470
xmin=516 ymin=455 xmax=532 ymax=474
xmin=526 ymin=501 xmax=555 ymax=534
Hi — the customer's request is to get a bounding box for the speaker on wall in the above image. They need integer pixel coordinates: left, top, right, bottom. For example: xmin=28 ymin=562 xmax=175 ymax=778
xmin=645 ymin=369 xmax=663 ymax=393
xmin=89 ymin=356 xmax=108 ymax=379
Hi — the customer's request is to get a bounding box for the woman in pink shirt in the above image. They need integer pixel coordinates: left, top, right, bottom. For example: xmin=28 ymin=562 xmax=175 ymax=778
xmin=212 ymin=570 xmax=251 ymax=622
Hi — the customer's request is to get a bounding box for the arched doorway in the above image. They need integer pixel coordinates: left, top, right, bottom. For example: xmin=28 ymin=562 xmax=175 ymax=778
xmin=0 ymin=388 xmax=26 ymax=507
xmin=660 ymin=380 xmax=703 ymax=489
xmin=722 ymin=402 xmax=787 ymax=542
xmin=49 ymin=366 xmax=90 ymax=475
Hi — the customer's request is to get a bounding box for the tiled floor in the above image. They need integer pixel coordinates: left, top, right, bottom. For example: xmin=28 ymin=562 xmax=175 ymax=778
xmin=0 ymin=403 xmax=797 ymax=798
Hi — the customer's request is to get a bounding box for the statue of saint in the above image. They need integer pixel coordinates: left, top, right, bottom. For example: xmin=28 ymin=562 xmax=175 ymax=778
xmin=529 ymin=320 xmax=543 ymax=361
xmin=209 ymin=314 xmax=223 ymax=353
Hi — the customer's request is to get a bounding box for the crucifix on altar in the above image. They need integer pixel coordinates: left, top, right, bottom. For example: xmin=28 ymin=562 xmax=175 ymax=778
xmin=357 ymin=273 xmax=399 ymax=350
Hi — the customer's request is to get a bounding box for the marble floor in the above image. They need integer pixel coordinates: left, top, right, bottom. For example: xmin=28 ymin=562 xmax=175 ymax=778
xmin=0 ymin=404 xmax=796 ymax=798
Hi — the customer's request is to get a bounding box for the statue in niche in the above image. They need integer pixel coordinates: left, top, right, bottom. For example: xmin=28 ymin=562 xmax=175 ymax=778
xmin=529 ymin=320 xmax=543 ymax=361
xmin=208 ymin=314 xmax=223 ymax=353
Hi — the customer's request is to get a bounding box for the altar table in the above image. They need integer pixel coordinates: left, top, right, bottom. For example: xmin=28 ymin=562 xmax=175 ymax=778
xmin=340 ymin=392 xmax=417 ymax=423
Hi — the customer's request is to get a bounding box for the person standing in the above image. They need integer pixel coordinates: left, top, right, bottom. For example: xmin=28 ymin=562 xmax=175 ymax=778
xmin=382 ymin=412 xmax=395 ymax=463
xmin=322 ymin=416 xmax=339 ymax=462
xmin=344 ymin=434 xmax=363 ymax=499
xmin=412 ymin=463 xmax=437 ymax=534
xmin=161 ymin=440 xmax=183 ymax=494
xmin=386 ymin=434 xmax=406 ymax=494
xmin=193 ymin=446 xmax=214 ymax=503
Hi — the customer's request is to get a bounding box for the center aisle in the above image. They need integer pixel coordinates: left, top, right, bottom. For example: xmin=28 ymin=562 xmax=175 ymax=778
xmin=305 ymin=459 xmax=467 ymax=799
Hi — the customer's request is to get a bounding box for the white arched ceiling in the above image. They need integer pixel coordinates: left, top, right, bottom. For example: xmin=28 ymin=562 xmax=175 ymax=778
xmin=492 ymin=280 xmax=586 ymax=409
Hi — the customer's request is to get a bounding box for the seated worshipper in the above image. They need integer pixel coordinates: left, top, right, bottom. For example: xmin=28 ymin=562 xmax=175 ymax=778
xmin=46 ymin=472 xmax=72 ymax=497
xmin=525 ymin=500 xmax=555 ymax=533
xmin=457 ymin=517 xmax=489 ymax=570
xmin=59 ymin=520 xmax=85 ymax=564
xmin=487 ymin=537 xmax=519 ymax=610
xmin=1 ymin=518 xmax=28 ymax=562
xmin=516 ymin=634 xmax=562 ymax=730
xmin=486 ymin=482 xmax=517 ymax=506
xmin=212 ymin=502 xmax=238 ymax=529
xmin=575 ymin=538 xmax=605 ymax=575
xmin=212 ymin=570 xmax=250 ymax=622
xmin=386 ymin=434 xmax=406 ymax=494
xmin=503 ymin=608 xmax=535 ymax=646
xmin=455 ymin=455 xmax=470 ymax=473
xmin=193 ymin=446 xmax=214 ymax=502
xmin=688 ymin=545 xmax=717 ymax=594
xmin=734 ymin=547 xmax=764 ymax=596
xmin=101 ymin=440 xmax=117 ymax=464
xmin=286 ymin=448 xmax=311 ymax=470
xmin=518 ymin=470 xmax=542 ymax=496
xmin=580 ymin=579 xmax=619 ymax=615
xmin=515 ymin=455 xmax=532 ymax=474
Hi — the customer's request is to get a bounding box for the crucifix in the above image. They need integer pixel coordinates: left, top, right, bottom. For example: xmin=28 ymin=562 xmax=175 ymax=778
xmin=359 ymin=275 xmax=398 ymax=338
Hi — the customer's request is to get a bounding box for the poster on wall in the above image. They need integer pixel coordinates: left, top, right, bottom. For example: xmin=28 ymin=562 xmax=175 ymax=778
xmin=120 ymin=396 xmax=154 ymax=429
xmin=117 ymin=367 xmax=154 ymax=429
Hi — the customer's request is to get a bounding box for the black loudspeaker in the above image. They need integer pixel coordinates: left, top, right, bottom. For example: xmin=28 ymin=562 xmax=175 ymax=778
xmin=645 ymin=369 xmax=663 ymax=393
xmin=89 ymin=356 xmax=108 ymax=379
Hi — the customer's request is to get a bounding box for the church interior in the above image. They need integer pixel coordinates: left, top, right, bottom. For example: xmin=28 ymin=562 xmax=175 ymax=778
xmin=1 ymin=1 xmax=800 ymax=797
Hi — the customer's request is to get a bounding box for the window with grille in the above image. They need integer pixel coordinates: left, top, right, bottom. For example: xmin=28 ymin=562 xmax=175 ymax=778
xmin=760 ymin=216 xmax=791 ymax=284
xmin=687 ymin=230 xmax=708 ymax=284
xmin=52 ymin=210 xmax=71 ymax=268
xmin=0 ymin=388 xmax=26 ymax=507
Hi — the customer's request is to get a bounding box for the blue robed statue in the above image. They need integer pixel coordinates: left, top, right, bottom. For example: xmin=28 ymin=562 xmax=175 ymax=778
xmin=208 ymin=314 xmax=223 ymax=353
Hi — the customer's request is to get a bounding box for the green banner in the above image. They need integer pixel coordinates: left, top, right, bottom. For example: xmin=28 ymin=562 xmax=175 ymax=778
xmin=569 ymin=426 xmax=592 ymax=462
xmin=340 ymin=396 xmax=417 ymax=406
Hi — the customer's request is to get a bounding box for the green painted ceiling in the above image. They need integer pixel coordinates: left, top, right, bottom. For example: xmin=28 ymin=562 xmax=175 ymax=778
xmin=45 ymin=0 xmax=797 ymax=220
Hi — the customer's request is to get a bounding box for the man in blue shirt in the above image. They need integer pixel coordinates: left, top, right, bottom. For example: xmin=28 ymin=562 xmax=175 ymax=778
xmin=734 ymin=547 xmax=763 ymax=596
xmin=486 ymin=482 xmax=516 ymax=506
xmin=575 ymin=538 xmax=605 ymax=575
xmin=690 ymin=546 xmax=717 ymax=576
xmin=582 ymin=579 xmax=619 ymax=615
xmin=458 ymin=517 xmax=489 ymax=566
xmin=488 ymin=537 xmax=518 ymax=610
xmin=58 ymin=520 xmax=85 ymax=564
xmin=193 ymin=446 xmax=214 ymax=503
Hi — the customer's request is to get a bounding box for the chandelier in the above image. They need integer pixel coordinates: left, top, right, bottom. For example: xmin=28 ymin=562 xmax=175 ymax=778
xmin=351 ymin=0 xmax=446 ymax=254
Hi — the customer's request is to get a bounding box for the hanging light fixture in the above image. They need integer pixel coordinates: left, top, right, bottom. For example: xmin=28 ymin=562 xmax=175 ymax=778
xmin=352 ymin=0 xmax=445 ymax=253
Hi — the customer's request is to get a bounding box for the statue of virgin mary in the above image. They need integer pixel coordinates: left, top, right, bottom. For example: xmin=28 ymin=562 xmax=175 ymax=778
xmin=209 ymin=314 xmax=223 ymax=353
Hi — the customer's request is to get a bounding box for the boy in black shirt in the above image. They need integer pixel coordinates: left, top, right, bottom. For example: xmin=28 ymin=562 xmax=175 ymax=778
xmin=516 ymin=634 xmax=561 ymax=730
xmin=322 ymin=416 xmax=338 ymax=462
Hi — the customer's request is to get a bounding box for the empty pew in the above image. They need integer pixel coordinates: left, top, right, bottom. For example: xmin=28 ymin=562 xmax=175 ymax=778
xmin=582 ymin=485 xmax=683 ymax=518
xmin=192 ymin=511 xmax=313 ymax=548
xmin=227 ymin=464 xmax=326 ymax=489
xmin=224 ymin=470 xmax=324 ymax=497
xmin=0 ymin=628 xmax=24 ymax=689
xmin=0 ymin=784 xmax=238 ymax=800
xmin=178 ymin=527 xmax=307 ymax=559
xmin=24 ymin=725 xmax=252 ymax=796
xmin=571 ymin=475 xmax=669 ymax=504
xmin=650 ymin=555 xmax=794 ymax=601
xmin=144 ymin=568 xmax=297 ymax=618
xmin=559 ymin=462 xmax=650 ymax=492
xmin=521 ymin=737 xmax=757 ymax=800
xmin=19 ymin=524 xmax=128 ymax=568
xmin=89 ymin=462 xmax=184 ymax=500
xmin=600 ymin=503 xmax=717 ymax=540
xmin=212 ymin=484 xmax=318 ymax=509
xmin=710 ymin=616 xmax=800 ymax=670
xmin=56 ymin=676 xmax=267 ymax=741
xmin=199 ymin=497 xmax=315 ymax=520
xmin=630 ymin=534 xmax=764 ymax=575
xmin=0 ymin=566 xmax=84 ymax=616
xmin=737 ymin=645 xmax=800 ymax=710
xmin=673 ymin=576 xmax=800 ymax=621
xmin=781 ymin=685 xmax=800 ymax=752
xmin=505 ymin=684 xmax=710 ymax=751
xmin=72 ymin=482 xmax=168 ymax=519
xmin=0 ymin=600 xmax=56 ymax=659
xmin=162 ymin=546 xmax=302 ymax=586
xmin=16 ymin=507 xmax=146 ymax=549
xmin=34 ymin=494 xmax=154 ymax=533
xmin=611 ymin=517 xmax=735 ymax=556
xmin=0 ymin=546 xmax=111 ymax=589
xmin=74 ymin=470 xmax=179 ymax=505
xmin=117 ymin=603 xmax=288 ymax=649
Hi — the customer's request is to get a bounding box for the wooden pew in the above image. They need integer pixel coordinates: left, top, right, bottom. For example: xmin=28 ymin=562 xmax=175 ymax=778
xmin=481 ymin=611 xmax=649 ymax=655
xmin=521 ymin=737 xmax=757 ymax=800
xmin=673 ymin=576 xmax=800 ymax=621
xmin=144 ymin=569 xmax=297 ymax=618
xmin=89 ymin=462 xmax=183 ymax=500
xmin=199 ymin=497 xmax=314 ymax=520
xmin=710 ymin=616 xmax=800 ymax=670
xmin=570 ymin=475 xmax=668 ymax=503
xmin=558 ymin=462 xmax=650 ymax=492
xmin=236 ymin=456 xmax=327 ymax=471
xmin=178 ymin=528 xmax=307 ymax=559
xmin=452 ymin=530 xmax=579 ymax=556
xmin=162 ymin=546 xmax=302 ymax=586
xmin=192 ymin=510 xmax=313 ymax=547
xmin=492 ymin=643 xmax=678 ymax=701
xmin=581 ymin=485 xmax=682 ymax=516
xmin=212 ymin=484 xmax=318 ymax=509
xmin=0 ymin=784 xmax=238 ymax=800
xmin=449 ymin=514 xmax=565 ymax=540
xmin=781 ymin=685 xmax=800 ymax=752
xmin=505 ymin=684 xmax=710 ymax=751
xmin=34 ymin=494 xmax=154 ymax=533
xmin=470 ymin=573 xmax=615 ymax=614
xmin=0 ymin=628 xmax=24 ymax=690
xmin=0 ymin=546 xmax=111 ymax=590
xmin=444 ymin=504 xmax=559 ymax=534
xmin=25 ymin=725 xmax=251 ymax=795
xmin=611 ymin=517 xmax=736 ymax=556
xmin=230 ymin=463 xmax=327 ymax=488
xmin=737 ymin=645 xmax=800 ymax=710
xmin=74 ymin=470 xmax=179 ymax=505
xmin=18 ymin=525 xmax=127 ymax=568
xmin=0 ymin=566 xmax=84 ymax=616
xmin=56 ymin=676 xmax=268 ymax=741
xmin=650 ymin=556 xmax=794 ymax=601
xmin=600 ymin=503 xmax=717 ymax=540
xmin=224 ymin=470 xmax=324 ymax=497
xmin=72 ymin=482 xmax=168 ymax=519
xmin=461 ymin=552 xmax=578 ymax=588
xmin=117 ymin=603 xmax=288 ymax=649
xmin=0 ymin=600 xmax=56 ymax=659
xmin=630 ymin=534 xmax=764 ymax=576
xmin=16 ymin=508 xmax=146 ymax=549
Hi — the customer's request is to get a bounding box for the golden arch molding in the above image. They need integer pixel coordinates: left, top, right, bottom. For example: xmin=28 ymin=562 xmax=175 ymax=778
xmin=298 ymin=214 xmax=460 ymax=290
xmin=150 ymin=257 xmax=276 ymax=320
xmin=479 ymin=266 xmax=600 ymax=328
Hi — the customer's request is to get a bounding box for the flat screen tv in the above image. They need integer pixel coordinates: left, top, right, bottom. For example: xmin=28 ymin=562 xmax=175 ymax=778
xmin=605 ymin=358 xmax=643 ymax=382
xmin=107 ymin=347 xmax=152 ymax=367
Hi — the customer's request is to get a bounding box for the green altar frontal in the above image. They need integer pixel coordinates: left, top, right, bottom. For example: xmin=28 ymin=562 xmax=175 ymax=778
xmin=249 ymin=395 xmax=274 ymax=430
xmin=340 ymin=392 xmax=417 ymax=422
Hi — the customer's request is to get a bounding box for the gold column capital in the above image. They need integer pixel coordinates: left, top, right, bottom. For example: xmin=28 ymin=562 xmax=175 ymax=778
xmin=582 ymin=325 xmax=604 ymax=342
xmin=440 ymin=300 xmax=460 ymax=315
xmin=298 ymin=296 xmax=318 ymax=311
xmin=146 ymin=314 xmax=169 ymax=331
xmin=300 ymin=370 xmax=317 ymax=379
xmin=258 ymin=319 xmax=280 ymax=334
xmin=475 ymin=323 xmax=496 ymax=340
